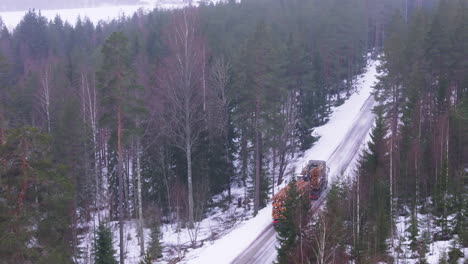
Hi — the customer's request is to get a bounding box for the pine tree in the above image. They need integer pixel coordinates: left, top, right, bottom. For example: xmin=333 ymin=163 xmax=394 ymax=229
xmin=94 ymin=224 xmax=118 ymax=264
xmin=98 ymin=31 xmax=138 ymax=264
xmin=0 ymin=127 xmax=74 ymax=263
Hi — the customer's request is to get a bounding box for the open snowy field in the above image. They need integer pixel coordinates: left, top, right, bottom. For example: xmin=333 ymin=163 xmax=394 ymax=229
xmin=0 ymin=0 xmax=219 ymax=30
xmin=0 ymin=4 xmax=152 ymax=30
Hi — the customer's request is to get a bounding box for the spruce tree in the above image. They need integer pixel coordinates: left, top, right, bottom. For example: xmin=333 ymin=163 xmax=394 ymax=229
xmin=276 ymin=179 xmax=299 ymax=264
xmin=417 ymin=230 xmax=430 ymax=264
xmin=139 ymin=250 xmax=152 ymax=264
xmin=355 ymin=106 xmax=391 ymax=258
xmin=407 ymin=208 xmax=419 ymax=253
xmin=362 ymin=106 xmax=387 ymax=173
xmin=447 ymin=240 xmax=463 ymax=264
xmin=275 ymin=179 xmax=309 ymax=263
xmin=438 ymin=251 xmax=449 ymax=264
xmin=434 ymin=157 xmax=450 ymax=239
xmin=149 ymin=223 xmax=163 ymax=260
xmin=94 ymin=224 xmax=117 ymax=264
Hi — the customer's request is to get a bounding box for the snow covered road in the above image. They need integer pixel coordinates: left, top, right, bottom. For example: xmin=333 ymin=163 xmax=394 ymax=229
xmin=185 ymin=60 xmax=380 ymax=264
xmin=231 ymin=61 xmax=379 ymax=264
xmin=231 ymin=96 xmax=375 ymax=264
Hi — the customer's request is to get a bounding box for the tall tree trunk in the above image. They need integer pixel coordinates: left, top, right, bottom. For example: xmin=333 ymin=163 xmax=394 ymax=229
xmin=444 ymin=112 xmax=449 ymax=233
xmin=272 ymin=146 xmax=277 ymax=198
xmin=225 ymin=133 xmax=232 ymax=202
xmin=186 ymin=136 xmax=194 ymax=228
xmin=0 ymin=113 xmax=4 ymax=184
xmin=135 ymin=140 xmax=145 ymax=256
xmin=202 ymin=46 xmax=206 ymax=112
xmin=277 ymin=148 xmax=287 ymax=185
xmin=0 ymin=114 xmax=4 ymax=146
xmin=117 ymin=105 xmax=125 ymax=264
xmin=159 ymin=148 xmax=173 ymax=223
xmin=357 ymin=174 xmax=360 ymax=243
xmin=185 ymin=89 xmax=194 ymax=228
xmin=40 ymin=66 xmax=51 ymax=134
xmin=254 ymin=100 xmax=261 ymax=215
xmin=82 ymin=72 xmax=100 ymax=221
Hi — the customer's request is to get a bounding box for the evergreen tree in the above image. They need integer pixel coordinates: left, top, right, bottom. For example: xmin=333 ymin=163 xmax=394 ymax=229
xmin=94 ymin=224 xmax=118 ymax=264
xmin=459 ymin=171 xmax=468 ymax=247
xmin=434 ymin=157 xmax=450 ymax=239
xmin=275 ymin=179 xmax=310 ymax=263
xmin=0 ymin=127 xmax=74 ymax=263
xmin=276 ymin=179 xmax=300 ymax=264
xmin=447 ymin=240 xmax=463 ymax=264
xmin=407 ymin=208 xmax=419 ymax=253
xmin=362 ymin=106 xmax=387 ymax=173
xmin=354 ymin=106 xmax=391 ymax=259
xmin=139 ymin=250 xmax=152 ymax=264
xmin=98 ymin=31 xmax=139 ymax=264
xmin=417 ymin=230 xmax=430 ymax=264
xmin=234 ymin=20 xmax=284 ymax=214
xmin=149 ymin=223 xmax=163 ymax=260
xmin=438 ymin=251 xmax=449 ymax=264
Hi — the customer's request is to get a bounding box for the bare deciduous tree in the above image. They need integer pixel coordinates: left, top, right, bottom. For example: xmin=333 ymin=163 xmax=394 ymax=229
xmin=39 ymin=63 xmax=52 ymax=133
xmin=210 ymin=56 xmax=232 ymax=200
xmin=158 ymin=7 xmax=206 ymax=229
xmin=309 ymin=213 xmax=340 ymax=264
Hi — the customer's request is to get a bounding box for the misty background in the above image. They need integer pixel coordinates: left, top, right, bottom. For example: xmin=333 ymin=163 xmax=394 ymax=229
xmin=0 ymin=0 xmax=145 ymax=12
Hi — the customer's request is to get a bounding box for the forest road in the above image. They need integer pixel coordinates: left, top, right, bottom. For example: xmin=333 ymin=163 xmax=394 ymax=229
xmin=231 ymin=95 xmax=376 ymax=264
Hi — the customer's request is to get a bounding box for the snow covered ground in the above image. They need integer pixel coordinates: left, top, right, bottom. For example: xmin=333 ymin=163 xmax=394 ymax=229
xmin=289 ymin=59 xmax=379 ymax=180
xmin=0 ymin=0 xmax=219 ymax=30
xmin=77 ymin=186 xmax=254 ymax=263
xmin=71 ymin=58 xmax=381 ymax=264
xmin=148 ymin=57 xmax=467 ymax=264
xmin=1 ymin=4 xmax=151 ymax=30
xmin=394 ymin=213 xmax=468 ymax=263
xmin=180 ymin=59 xmax=381 ymax=264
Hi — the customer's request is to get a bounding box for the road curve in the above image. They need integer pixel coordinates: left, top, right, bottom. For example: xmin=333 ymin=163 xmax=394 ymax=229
xmin=231 ymin=95 xmax=376 ymax=264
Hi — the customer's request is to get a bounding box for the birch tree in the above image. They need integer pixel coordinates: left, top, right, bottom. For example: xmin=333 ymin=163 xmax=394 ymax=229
xmin=39 ymin=63 xmax=52 ymax=133
xmin=158 ymin=7 xmax=206 ymax=228
xmin=210 ymin=56 xmax=232 ymax=200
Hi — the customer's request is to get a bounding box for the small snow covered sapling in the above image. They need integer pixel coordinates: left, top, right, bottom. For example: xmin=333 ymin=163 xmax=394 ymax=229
xmin=139 ymin=250 xmax=152 ymax=264
xmin=95 ymin=224 xmax=118 ymax=264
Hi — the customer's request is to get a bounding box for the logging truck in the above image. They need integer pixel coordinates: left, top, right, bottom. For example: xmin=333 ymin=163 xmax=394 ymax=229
xmin=272 ymin=160 xmax=328 ymax=224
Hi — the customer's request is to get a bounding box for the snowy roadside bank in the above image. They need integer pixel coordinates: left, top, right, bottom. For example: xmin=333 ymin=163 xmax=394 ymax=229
xmin=183 ymin=59 xmax=380 ymax=264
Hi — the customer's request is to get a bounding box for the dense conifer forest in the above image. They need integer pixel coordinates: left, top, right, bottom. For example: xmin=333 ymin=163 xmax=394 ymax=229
xmin=0 ymin=0 xmax=465 ymax=263
xmin=274 ymin=1 xmax=467 ymax=263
